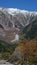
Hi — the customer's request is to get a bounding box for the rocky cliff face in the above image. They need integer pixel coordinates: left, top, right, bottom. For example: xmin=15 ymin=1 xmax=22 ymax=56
xmin=0 ymin=8 xmax=37 ymax=42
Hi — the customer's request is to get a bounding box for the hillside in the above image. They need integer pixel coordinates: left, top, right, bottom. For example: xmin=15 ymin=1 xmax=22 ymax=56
xmin=0 ymin=8 xmax=37 ymax=42
xmin=0 ymin=8 xmax=37 ymax=65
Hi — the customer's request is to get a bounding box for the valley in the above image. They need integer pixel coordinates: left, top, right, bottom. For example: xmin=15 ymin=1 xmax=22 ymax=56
xmin=0 ymin=8 xmax=37 ymax=65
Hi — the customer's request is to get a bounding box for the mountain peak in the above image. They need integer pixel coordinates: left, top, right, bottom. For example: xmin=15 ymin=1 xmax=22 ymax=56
xmin=0 ymin=8 xmax=37 ymax=16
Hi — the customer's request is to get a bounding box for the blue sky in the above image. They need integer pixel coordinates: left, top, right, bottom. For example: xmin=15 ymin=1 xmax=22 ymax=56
xmin=0 ymin=0 xmax=37 ymax=11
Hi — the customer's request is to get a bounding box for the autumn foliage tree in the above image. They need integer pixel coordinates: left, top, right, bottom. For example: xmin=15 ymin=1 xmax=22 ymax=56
xmin=12 ymin=39 xmax=37 ymax=64
xmin=23 ymin=39 xmax=37 ymax=65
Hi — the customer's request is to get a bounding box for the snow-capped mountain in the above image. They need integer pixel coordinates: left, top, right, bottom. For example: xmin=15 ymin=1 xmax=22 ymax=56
xmin=0 ymin=8 xmax=29 ymax=15
xmin=0 ymin=8 xmax=37 ymax=42
xmin=0 ymin=8 xmax=37 ymax=15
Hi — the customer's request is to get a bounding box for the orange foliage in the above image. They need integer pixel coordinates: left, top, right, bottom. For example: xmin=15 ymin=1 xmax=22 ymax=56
xmin=16 ymin=39 xmax=37 ymax=60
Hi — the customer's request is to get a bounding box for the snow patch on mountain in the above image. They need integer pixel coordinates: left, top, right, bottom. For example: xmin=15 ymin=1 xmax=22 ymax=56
xmin=0 ymin=8 xmax=37 ymax=16
xmin=11 ymin=34 xmax=19 ymax=42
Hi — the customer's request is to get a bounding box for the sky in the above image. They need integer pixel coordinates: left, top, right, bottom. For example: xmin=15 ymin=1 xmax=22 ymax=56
xmin=0 ymin=0 xmax=37 ymax=11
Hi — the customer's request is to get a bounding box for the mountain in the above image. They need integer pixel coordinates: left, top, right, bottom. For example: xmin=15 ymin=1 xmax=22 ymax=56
xmin=0 ymin=8 xmax=37 ymax=42
xmin=0 ymin=8 xmax=37 ymax=65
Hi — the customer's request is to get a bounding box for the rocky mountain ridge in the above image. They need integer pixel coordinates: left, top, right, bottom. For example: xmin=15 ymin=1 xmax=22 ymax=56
xmin=0 ymin=8 xmax=37 ymax=42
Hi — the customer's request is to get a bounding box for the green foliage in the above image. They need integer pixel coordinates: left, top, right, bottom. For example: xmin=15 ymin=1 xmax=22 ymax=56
xmin=0 ymin=40 xmax=18 ymax=60
xmin=19 ymin=34 xmax=26 ymax=43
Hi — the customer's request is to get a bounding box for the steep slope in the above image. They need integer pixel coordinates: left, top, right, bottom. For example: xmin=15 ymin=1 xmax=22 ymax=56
xmin=0 ymin=8 xmax=37 ymax=42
